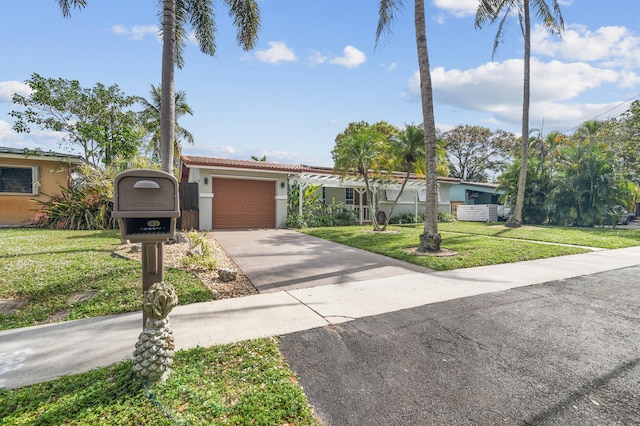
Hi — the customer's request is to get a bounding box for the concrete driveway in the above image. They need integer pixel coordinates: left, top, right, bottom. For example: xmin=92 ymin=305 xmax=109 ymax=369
xmin=211 ymin=229 xmax=432 ymax=293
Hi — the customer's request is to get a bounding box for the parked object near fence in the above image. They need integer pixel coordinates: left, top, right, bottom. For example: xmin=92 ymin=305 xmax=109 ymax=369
xmin=456 ymin=204 xmax=498 ymax=222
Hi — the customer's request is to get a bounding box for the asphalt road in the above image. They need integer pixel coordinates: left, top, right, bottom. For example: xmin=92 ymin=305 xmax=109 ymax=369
xmin=279 ymin=265 xmax=640 ymax=425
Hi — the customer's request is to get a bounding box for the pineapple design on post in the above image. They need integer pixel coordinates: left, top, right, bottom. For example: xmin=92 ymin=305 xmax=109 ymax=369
xmin=132 ymin=282 xmax=178 ymax=383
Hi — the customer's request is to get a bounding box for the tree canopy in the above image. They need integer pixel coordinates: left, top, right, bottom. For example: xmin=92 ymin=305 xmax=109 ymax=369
xmin=443 ymin=125 xmax=517 ymax=182
xmin=10 ymin=73 xmax=141 ymax=167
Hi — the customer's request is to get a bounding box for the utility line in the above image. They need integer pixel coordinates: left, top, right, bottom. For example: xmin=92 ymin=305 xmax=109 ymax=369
xmin=561 ymin=92 xmax=640 ymax=135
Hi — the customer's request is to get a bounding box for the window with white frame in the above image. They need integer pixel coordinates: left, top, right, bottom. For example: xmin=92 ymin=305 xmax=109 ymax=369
xmin=0 ymin=166 xmax=38 ymax=195
xmin=345 ymin=187 xmax=354 ymax=205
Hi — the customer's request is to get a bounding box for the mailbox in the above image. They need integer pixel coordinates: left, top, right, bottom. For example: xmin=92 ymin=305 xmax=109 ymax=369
xmin=113 ymin=169 xmax=180 ymax=243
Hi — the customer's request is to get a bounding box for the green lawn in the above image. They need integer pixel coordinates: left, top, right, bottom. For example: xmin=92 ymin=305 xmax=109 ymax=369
xmin=300 ymin=222 xmax=640 ymax=271
xmin=437 ymin=221 xmax=640 ymax=249
xmin=0 ymin=337 xmax=319 ymax=426
xmin=0 ymin=228 xmax=212 ymax=331
xmin=0 ymin=228 xmax=319 ymax=424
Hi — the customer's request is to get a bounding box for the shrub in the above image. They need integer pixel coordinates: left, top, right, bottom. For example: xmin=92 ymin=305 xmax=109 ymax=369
xmin=286 ymin=207 xmax=357 ymax=229
xmin=389 ymin=212 xmax=422 ymax=224
xmin=182 ymin=232 xmax=218 ymax=271
xmin=438 ymin=212 xmax=456 ymax=223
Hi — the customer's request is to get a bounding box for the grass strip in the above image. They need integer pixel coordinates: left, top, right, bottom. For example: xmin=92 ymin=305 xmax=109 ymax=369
xmin=0 ymin=337 xmax=319 ymax=426
xmin=300 ymin=225 xmax=592 ymax=271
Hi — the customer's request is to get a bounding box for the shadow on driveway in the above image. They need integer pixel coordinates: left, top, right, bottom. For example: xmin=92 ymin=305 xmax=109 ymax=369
xmin=211 ymin=229 xmax=432 ymax=293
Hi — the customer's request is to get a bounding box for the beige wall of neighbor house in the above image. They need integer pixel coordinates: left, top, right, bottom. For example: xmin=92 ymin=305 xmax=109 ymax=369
xmin=0 ymin=149 xmax=82 ymax=226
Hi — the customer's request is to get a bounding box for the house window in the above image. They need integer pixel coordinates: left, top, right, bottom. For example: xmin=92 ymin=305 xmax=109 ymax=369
xmin=345 ymin=188 xmax=354 ymax=205
xmin=0 ymin=166 xmax=38 ymax=194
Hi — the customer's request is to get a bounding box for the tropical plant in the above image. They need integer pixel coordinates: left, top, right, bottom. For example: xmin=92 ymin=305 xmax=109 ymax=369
xmin=475 ymin=0 xmax=564 ymax=228
xmin=498 ymin=131 xmax=563 ymax=224
xmin=376 ymin=0 xmax=442 ymax=251
xmin=332 ymin=126 xmax=387 ymax=231
xmin=158 ymin=0 xmax=260 ymax=173
xmin=137 ymin=84 xmax=194 ymax=163
xmin=30 ymin=157 xmax=159 ymax=230
xmin=546 ymin=121 xmax=632 ymax=227
xmin=382 ymin=124 xmax=426 ymax=230
xmin=30 ymin=163 xmax=116 ymax=230
xmin=287 ymin=182 xmax=322 ymax=216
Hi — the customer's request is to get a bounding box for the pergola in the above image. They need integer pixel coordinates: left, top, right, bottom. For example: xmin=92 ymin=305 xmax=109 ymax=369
xmin=291 ymin=172 xmax=437 ymax=224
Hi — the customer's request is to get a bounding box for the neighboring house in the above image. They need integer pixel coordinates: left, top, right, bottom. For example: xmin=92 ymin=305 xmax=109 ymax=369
xmin=0 ymin=147 xmax=84 ymax=226
xmin=180 ymin=155 xmax=460 ymax=230
xmin=449 ymin=181 xmax=508 ymax=220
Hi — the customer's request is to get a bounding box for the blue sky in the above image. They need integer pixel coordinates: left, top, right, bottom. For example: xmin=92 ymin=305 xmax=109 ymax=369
xmin=1 ymin=0 xmax=639 ymax=167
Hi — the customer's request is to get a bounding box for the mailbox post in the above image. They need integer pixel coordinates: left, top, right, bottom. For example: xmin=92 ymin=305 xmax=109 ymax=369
xmin=112 ymin=169 xmax=180 ymax=327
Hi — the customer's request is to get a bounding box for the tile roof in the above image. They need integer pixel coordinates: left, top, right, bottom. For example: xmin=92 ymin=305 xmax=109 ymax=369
xmin=180 ymin=155 xmax=307 ymax=173
xmin=180 ymin=155 xmax=460 ymax=183
xmin=0 ymin=146 xmax=84 ymax=161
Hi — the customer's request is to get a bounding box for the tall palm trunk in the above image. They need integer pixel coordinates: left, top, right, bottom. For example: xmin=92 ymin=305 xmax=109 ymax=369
xmin=160 ymin=0 xmax=176 ymax=174
xmin=415 ymin=0 xmax=441 ymax=252
xmin=506 ymin=0 xmax=531 ymax=228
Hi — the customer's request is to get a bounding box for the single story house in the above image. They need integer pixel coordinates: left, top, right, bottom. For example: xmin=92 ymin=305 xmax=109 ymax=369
xmin=0 ymin=147 xmax=84 ymax=226
xmin=179 ymin=155 xmax=460 ymax=230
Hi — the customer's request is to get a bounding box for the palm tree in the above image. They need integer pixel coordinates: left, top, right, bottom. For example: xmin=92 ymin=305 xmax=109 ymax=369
xmin=56 ymin=0 xmax=260 ymax=174
xmin=138 ymin=84 xmax=194 ymax=163
xmin=332 ymin=126 xmax=387 ymax=231
xmin=377 ymin=0 xmax=441 ymax=251
xmin=160 ymin=0 xmax=260 ymax=173
xmin=382 ymin=124 xmax=426 ymax=230
xmin=57 ymin=0 xmax=86 ymax=17
xmin=475 ymin=0 xmax=564 ymax=228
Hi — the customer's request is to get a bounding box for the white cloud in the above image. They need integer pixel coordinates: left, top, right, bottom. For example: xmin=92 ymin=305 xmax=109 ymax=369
xmin=0 ymin=81 xmax=31 ymax=103
xmin=111 ymin=24 xmax=159 ymax=41
xmin=433 ymin=0 xmax=478 ymax=17
xmin=0 ymin=119 xmax=69 ymax=151
xmin=255 ymin=41 xmax=297 ymax=64
xmin=408 ymin=57 xmax=633 ymax=133
xmin=329 ymin=46 xmax=366 ymax=69
xmin=308 ymin=50 xmax=328 ymax=66
xmin=379 ymin=62 xmax=398 ymax=72
xmin=532 ymin=24 xmax=640 ymax=68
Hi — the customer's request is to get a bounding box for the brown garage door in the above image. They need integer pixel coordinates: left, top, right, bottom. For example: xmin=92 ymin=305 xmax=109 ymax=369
xmin=212 ymin=178 xmax=276 ymax=229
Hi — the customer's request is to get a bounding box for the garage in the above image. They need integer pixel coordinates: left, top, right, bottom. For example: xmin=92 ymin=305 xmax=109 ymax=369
xmin=212 ymin=178 xmax=276 ymax=229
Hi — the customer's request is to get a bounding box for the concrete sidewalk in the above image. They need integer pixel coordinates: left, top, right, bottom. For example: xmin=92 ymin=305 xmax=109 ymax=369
xmin=1 ymin=246 xmax=640 ymax=389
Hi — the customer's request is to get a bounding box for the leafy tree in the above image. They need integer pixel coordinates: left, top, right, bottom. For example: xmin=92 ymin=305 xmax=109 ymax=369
xmin=609 ymin=100 xmax=640 ymax=186
xmin=332 ymin=125 xmax=387 ymax=231
xmin=443 ymin=125 xmax=517 ymax=182
xmin=251 ymin=155 xmax=267 ymax=161
xmin=137 ymin=84 xmax=194 ymax=163
xmin=476 ymin=0 xmax=564 ymax=228
xmin=377 ymin=0 xmax=442 ymax=251
xmin=10 ymin=73 xmax=141 ymax=167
